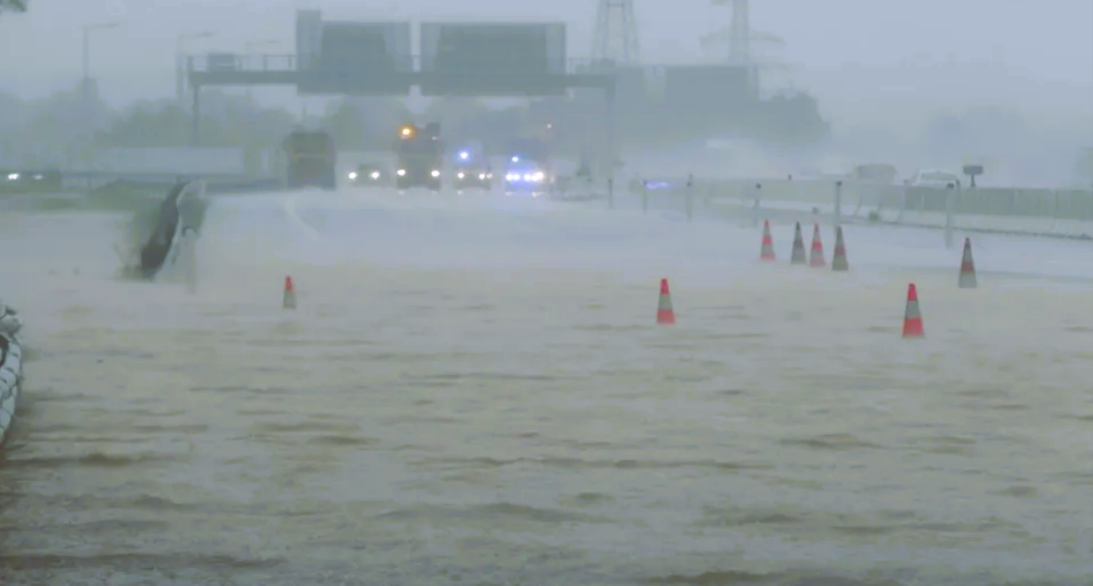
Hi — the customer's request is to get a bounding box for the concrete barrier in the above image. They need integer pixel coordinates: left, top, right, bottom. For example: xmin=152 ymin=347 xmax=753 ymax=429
xmin=0 ymin=302 xmax=24 ymax=446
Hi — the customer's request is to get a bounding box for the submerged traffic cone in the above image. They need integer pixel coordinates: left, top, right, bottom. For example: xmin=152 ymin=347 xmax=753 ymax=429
xmin=809 ymin=223 xmax=825 ymax=267
xmin=283 ymin=275 xmax=297 ymax=310
xmin=759 ymin=219 xmax=776 ymax=262
xmin=831 ymin=226 xmax=849 ymax=272
xmin=656 ymin=278 xmax=675 ymax=326
xmin=902 ymin=283 xmax=924 ymax=338
xmin=790 ymin=222 xmax=807 ymax=265
xmin=958 ymin=238 xmax=977 ymax=289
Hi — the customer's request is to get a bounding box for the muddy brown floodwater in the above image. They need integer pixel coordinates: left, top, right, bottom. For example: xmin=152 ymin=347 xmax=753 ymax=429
xmin=1 ymin=203 xmax=1091 ymax=586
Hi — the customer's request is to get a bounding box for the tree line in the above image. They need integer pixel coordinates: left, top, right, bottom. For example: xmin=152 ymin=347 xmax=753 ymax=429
xmin=0 ymin=82 xmax=425 ymax=173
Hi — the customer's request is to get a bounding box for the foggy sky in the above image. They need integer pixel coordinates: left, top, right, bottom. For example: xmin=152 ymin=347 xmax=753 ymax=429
xmin=1 ymin=0 xmax=1090 ymax=116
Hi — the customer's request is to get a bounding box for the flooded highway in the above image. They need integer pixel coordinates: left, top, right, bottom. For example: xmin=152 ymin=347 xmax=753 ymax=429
xmin=1 ymin=190 xmax=1091 ymax=585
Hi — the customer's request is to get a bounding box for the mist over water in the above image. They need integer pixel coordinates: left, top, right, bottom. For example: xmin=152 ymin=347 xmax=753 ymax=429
xmin=1 ymin=190 xmax=1091 ymax=585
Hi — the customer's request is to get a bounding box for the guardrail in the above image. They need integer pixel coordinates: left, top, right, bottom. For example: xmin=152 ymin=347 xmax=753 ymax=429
xmin=634 ymin=178 xmax=1093 ymax=220
xmin=627 ymin=177 xmax=1093 ymax=239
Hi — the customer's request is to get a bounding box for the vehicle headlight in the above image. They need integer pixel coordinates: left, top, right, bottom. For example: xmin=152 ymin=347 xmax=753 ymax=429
xmin=457 ymin=172 xmax=465 ymax=179
xmin=370 ymin=171 xmax=380 ymax=179
xmin=33 ymin=174 xmax=43 ymax=180
xmin=532 ymin=171 xmax=545 ymax=182
xmin=348 ymin=172 xmax=358 ymax=180
xmin=506 ymin=173 xmax=519 ymax=182
xmin=478 ymin=173 xmax=486 ymax=180
xmin=487 ymin=173 xmax=493 ymax=179
xmin=397 ymin=169 xmax=406 ymax=176
xmin=431 ymin=170 xmax=440 ymax=178
xmin=7 ymin=173 xmax=18 ymax=180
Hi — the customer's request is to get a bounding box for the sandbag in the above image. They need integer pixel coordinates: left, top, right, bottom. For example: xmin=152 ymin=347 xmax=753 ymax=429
xmin=0 ymin=302 xmax=24 ymax=445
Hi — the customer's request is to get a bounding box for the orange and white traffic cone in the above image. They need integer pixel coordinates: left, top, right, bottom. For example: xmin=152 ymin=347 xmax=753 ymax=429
xmin=809 ymin=223 xmax=825 ymax=268
xmin=759 ymin=219 xmax=776 ymax=262
xmin=283 ymin=275 xmax=297 ymax=310
xmin=902 ymin=283 xmax=924 ymax=338
xmin=831 ymin=226 xmax=848 ymax=272
xmin=958 ymin=238 xmax=977 ymax=289
xmin=790 ymin=222 xmax=807 ymax=265
xmin=656 ymin=278 xmax=675 ymax=326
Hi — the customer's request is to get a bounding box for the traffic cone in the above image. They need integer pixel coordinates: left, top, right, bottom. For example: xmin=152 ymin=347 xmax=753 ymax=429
xmin=759 ymin=219 xmax=776 ymax=262
xmin=656 ymin=278 xmax=675 ymax=326
xmin=902 ymin=283 xmax=924 ymax=338
xmin=831 ymin=226 xmax=848 ymax=272
xmin=283 ymin=275 xmax=297 ymax=310
xmin=790 ymin=222 xmax=807 ymax=265
xmin=958 ymin=238 xmax=977 ymax=289
xmin=809 ymin=223 xmax=825 ymax=268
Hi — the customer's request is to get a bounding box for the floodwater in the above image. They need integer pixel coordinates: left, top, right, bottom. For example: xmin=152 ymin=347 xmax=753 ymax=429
xmin=1 ymin=189 xmax=1091 ymax=586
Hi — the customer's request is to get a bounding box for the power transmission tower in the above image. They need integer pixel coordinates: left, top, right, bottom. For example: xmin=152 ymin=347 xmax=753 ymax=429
xmin=701 ymin=0 xmax=790 ymax=73
xmin=591 ymin=0 xmax=641 ymax=64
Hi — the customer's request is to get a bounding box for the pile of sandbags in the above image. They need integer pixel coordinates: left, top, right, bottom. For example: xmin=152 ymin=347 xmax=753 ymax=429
xmin=0 ymin=301 xmax=23 ymax=444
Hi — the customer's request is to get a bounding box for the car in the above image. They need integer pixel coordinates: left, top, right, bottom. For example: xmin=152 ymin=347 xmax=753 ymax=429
xmin=502 ymin=155 xmax=553 ymax=196
xmin=347 ymin=163 xmax=390 ymax=186
xmin=452 ymin=167 xmax=493 ymax=191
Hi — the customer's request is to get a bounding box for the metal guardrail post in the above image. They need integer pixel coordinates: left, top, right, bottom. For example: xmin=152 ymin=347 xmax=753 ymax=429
xmin=685 ymin=174 xmax=694 ymax=222
xmin=607 ymin=178 xmax=614 ymax=209
xmin=944 ymin=182 xmax=956 ymax=248
xmin=641 ymin=179 xmax=648 ymax=212
xmin=1050 ymin=189 xmax=1059 ymax=232
xmin=753 ymin=183 xmax=761 ymax=227
xmin=897 ymin=181 xmax=907 ymax=224
xmin=185 ymin=235 xmax=198 ymax=295
xmin=834 ymin=180 xmax=843 ymax=226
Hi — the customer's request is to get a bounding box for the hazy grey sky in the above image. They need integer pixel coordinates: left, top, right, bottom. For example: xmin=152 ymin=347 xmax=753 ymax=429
xmin=1 ymin=0 xmax=1091 ymax=113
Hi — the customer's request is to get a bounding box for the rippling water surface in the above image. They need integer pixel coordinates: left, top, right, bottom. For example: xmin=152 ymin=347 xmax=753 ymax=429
xmin=1 ymin=192 xmax=1091 ymax=586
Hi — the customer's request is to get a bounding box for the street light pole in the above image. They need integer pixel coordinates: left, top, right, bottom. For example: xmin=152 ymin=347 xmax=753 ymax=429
xmin=82 ymin=21 xmax=121 ymax=82
xmin=83 ymin=27 xmax=90 ymax=81
xmin=80 ymin=20 xmax=121 ymax=154
xmin=176 ymin=31 xmax=215 ymax=102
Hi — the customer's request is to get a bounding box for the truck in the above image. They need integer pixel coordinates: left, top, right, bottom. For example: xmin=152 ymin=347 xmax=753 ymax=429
xmin=283 ymin=129 xmax=337 ymax=190
xmin=395 ymin=123 xmax=443 ymax=191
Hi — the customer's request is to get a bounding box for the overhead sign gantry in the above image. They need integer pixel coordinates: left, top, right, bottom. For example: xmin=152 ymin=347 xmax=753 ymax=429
xmin=418 ymin=22 xmax=569 ymax=96
xmin=185 ymin=11 xmax=616 ymax=167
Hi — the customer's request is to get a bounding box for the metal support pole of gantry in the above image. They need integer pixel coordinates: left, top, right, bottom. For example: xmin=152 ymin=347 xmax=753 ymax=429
xmin=604 ymin=80 xmax=616 ymax=209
